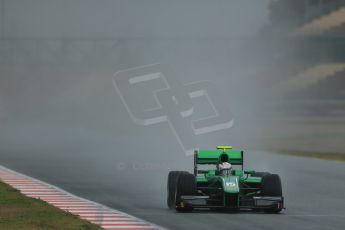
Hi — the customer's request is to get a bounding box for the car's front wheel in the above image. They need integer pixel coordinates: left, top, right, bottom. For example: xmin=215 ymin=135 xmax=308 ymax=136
xmin=175 ymin=173 xmax=196 ymax=212
xmin=167 ymin=171 xmax=189 ymax=209
xmin=261 ymin=174 xmax=283 ymax=213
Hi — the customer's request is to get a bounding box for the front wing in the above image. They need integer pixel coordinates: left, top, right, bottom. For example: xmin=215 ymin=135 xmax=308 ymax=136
xmin=179 ymin=195 xmax=284 ymax=210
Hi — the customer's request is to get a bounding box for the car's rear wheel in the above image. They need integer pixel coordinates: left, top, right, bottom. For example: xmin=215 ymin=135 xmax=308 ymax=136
xmin=261 ymin=174 xmax=283 ymax=213
xmin=167 ymin=171 xmax=189 ymax=209
xmin=175 ymin=173 xmax=196 ymax=212
xmin=252 ymin=172 xmax=270 ymax=178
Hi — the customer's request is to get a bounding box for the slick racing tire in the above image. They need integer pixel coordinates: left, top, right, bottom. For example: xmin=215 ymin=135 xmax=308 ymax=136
xmin=262 ymin=174 xmax=282 ymax=196
xmin=252 ymin=172 xmax=270 ymax=178
xmin=167 ymin=171 xmax=189 ymax=209
xmin=175 ymin=173 xmax=196 ymax=212
xmin=261 ymin=174 xmax=283 ymax=213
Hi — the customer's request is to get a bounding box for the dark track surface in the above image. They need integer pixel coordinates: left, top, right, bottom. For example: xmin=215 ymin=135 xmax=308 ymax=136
xmin=0 ymin=150 xmax=344 ymax=230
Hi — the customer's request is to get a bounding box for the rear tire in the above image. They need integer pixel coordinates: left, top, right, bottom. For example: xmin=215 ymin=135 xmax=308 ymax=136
xmin=261 ymin=174 xmax=283 ymax=213
xmin=252 ymin=172 xmax=270 ymax=178
xmin=167 ymin=171 xmax=189 ymax=209
xmin=175 ymin=173 xmax=196 ymax=212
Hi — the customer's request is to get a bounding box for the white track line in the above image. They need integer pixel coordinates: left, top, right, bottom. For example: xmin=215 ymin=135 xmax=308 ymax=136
xmin=85 ymin=217 xmax=135 ymax=221
xmin=0 ymin=165 xmax=165 ymax=230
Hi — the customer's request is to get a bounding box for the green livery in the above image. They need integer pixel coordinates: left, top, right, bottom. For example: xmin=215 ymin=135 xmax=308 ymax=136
xmin=167 ymin=146 xmax=284 ymax=213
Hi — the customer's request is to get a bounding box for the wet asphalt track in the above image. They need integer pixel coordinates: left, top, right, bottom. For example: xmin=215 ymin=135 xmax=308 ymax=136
xmin=0 ymin=150 xmax=344 ymax=230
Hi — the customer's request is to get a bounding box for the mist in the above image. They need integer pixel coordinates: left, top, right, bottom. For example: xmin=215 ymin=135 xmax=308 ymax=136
xmin=0 ymin=0 xmax=274 ymax=201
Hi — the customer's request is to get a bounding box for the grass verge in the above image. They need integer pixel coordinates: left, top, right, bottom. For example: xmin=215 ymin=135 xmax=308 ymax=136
xmin=275 ymin=150 xmax=345 ymax=162
xmin=0 ymin=181 xmax=102 ymax=230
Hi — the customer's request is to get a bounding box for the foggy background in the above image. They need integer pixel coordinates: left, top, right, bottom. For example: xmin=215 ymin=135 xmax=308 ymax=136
xmin=0 ymin=0 xmax=276 ymax=201
xmin=1 ymin=0 xmax=344 ymax=209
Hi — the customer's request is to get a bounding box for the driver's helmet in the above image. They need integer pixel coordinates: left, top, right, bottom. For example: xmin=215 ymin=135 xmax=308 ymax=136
xmin=219 ymin=162 xmax=232 ymax=176
xmin=218 ymin=153 xmax=232 ymax=176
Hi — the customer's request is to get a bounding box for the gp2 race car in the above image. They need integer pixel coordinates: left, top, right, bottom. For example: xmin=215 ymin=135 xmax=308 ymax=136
xmin=167 ymin=146 xmax=284 ymax=213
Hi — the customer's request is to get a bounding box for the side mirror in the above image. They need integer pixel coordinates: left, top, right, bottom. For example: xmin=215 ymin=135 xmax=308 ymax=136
xmin=244 ymin=170 xmax=255 ymax=175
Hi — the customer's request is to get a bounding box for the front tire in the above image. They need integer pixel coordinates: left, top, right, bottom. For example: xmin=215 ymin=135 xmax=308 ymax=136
xmin=261 ymin=174 xmax=283 ymax=213
xmin=261 ymin=174 xmax=282 ymax=196
xmin=167 ymin=171 xmax=189 ymax=209
xmin=175 ymin=173 xmax=196 ymax=212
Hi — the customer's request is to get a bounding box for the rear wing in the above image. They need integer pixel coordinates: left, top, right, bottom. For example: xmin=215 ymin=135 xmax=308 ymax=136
xmin=194 ymin=149 xmax=244 ymax=175
xmin=196 ymin=150 xmax=243 ymax=165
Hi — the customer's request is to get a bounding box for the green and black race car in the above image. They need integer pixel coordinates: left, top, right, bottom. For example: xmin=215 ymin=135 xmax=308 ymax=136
xmin=167 ymin=146 xmax=284 ymax=213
